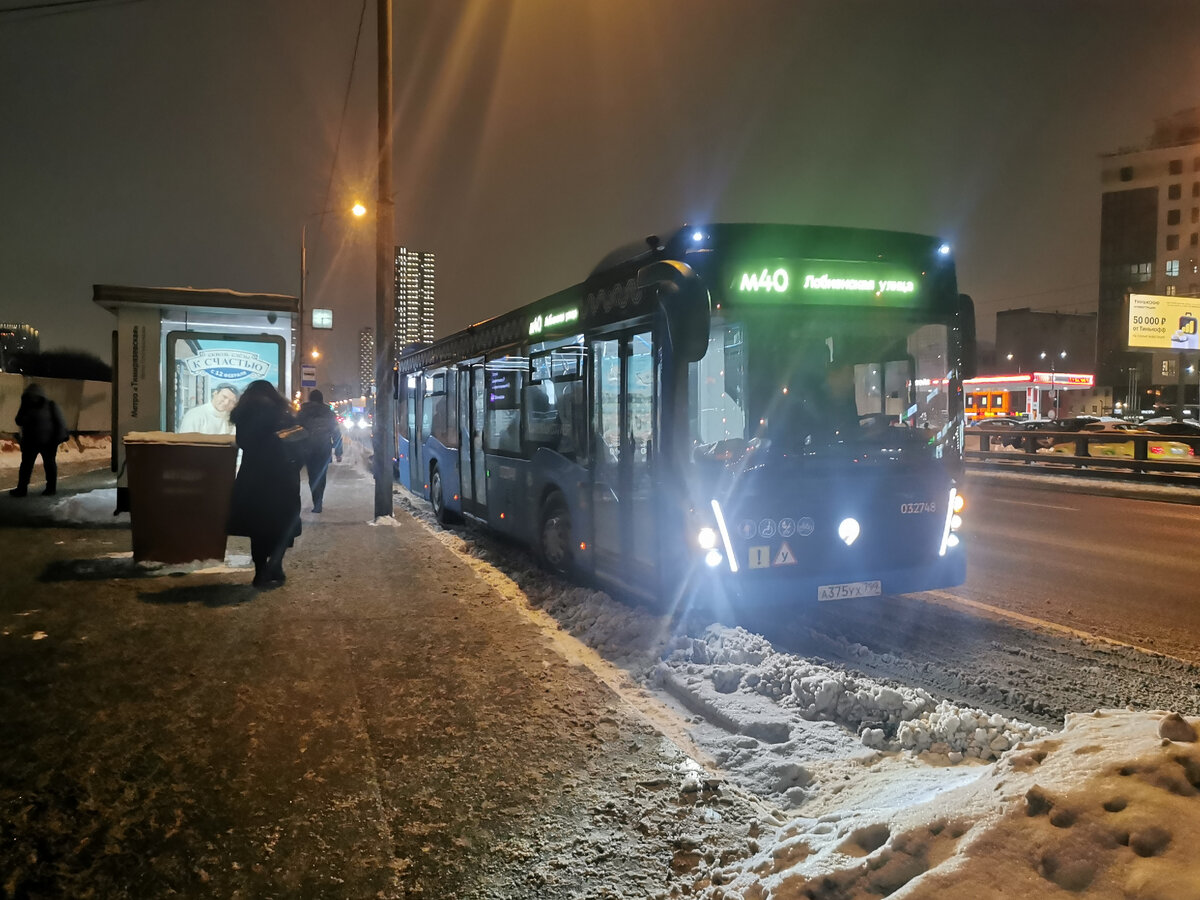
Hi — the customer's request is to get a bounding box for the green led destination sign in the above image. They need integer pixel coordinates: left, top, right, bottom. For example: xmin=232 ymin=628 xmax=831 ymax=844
xmin=736 ymin=266 xmax=916 ymax=296
xmin=528 ymin=306 xmax=579 ymax=336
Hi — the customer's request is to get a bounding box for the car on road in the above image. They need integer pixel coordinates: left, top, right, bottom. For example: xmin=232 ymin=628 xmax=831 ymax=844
xmin=1048 ymin=420 xmax=1196 ymax=460
xmin=966 ymin=416 xmax=1026 ymax=449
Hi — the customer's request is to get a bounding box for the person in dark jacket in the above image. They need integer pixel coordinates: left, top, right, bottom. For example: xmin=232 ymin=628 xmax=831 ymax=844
xmin=10 ymin=383 xmax=69 ymax=498
xmin=226 ymin=380 xmax=301 ymax=589
xmin=295 ymin=389 xmax=343 ymax=513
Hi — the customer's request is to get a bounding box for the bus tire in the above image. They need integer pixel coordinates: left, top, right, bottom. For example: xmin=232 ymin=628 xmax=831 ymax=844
xmin=538 ymin=492 xmax=573 ymax=576
xmin=430 ymin=464 xmax=450 ymax=525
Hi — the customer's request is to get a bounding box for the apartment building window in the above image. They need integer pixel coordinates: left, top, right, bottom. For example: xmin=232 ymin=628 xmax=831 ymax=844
xmin=1120 ymin=166 xmax=1134 ymax=182
xmin=1170 ymin=159 xmax=1184 ymax=175
xmin=1167 ymin=259 xmax=1180 ymax=277
xmin=1193 ymin=208 xmax=1199 ymax=224
xmin=1194 ymin=157 xmax=1200 ymax=171
xmin=1167 ymin=285 xmax=1177 ymax=295
xmin=1169 ymin=184 xmax=1182 ymax=200
xmin=1168 ymin=234 xmax=1181 ymax=250
xmin=1193 ymin=183 xmax=1200 ymax=197
xmin=1168 ymin=209 xmax=1182 ymax=226
xmin=1192 ymin=233 xmax=1199 ymax=247
xmin=1131 ymin=262 xmax=1153 ymax=281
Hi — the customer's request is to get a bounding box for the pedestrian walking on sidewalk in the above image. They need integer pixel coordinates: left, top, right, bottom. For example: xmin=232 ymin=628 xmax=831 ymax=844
xmin=295 ymin=389 xmax=343 ymax=513
xmin=226 ymin=380 xmax=302 ymax=589
xmin=9 ymin=383 xmax=69 ymax=497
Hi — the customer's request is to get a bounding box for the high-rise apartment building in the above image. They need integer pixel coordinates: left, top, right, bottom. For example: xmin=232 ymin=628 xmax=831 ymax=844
xmin=1098 ymin=109 xmax=1200 ymax=401
xmin=359 ymin=326 xmax=374 ymax=397
xmin=393 ymin=246 xmax=436 ymax=351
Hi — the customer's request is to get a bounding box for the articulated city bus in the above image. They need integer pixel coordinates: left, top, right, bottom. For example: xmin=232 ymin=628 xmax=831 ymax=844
xmin=394 ymin=224 xmax=976 ymax=606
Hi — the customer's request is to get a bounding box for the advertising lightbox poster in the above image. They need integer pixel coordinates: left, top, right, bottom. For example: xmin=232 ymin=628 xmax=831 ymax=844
xmin=166 ymin=331 xmax=286 ymax=433
xmin=1128 ymin=293 xmax=1200 ymax=350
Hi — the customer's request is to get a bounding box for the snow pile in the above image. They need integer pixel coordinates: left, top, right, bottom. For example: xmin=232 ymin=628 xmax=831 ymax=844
xmin=693 ymin=710 xmax=1200 ymax=899
xmin=49 ymin=487 xmax=127 ymax=524
xmin=664 ymin=625 xmax=1047 ymax=763
xmin=0 ymin=434 xmax=111 ymax=469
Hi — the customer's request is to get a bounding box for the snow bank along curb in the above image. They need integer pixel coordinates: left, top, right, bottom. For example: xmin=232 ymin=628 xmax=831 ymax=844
xmin=659 ymin=625 xmax=1049 ymax=763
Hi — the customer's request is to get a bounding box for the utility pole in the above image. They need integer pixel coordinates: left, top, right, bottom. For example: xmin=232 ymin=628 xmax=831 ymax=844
xmin=296 ymin=225 xmax=307 ymax=406
xmin=373 ymin=0 xmax=395 ymax=518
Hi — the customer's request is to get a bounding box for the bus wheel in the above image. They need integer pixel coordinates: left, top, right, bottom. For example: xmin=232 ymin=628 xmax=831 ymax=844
xmin=430 ymin=466 xmax=449 ymax=525
xmin=539 ymin=493 xmax=572 ymax=576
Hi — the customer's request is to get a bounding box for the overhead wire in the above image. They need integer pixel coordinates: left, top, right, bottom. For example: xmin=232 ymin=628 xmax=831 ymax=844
xmin=315 ymin=0 xmax=369 ymax=246
xmin=0 ymin=0 xmax=151 ymax=19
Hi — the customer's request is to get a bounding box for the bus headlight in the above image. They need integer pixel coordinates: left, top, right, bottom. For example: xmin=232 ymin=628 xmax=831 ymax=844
xmin=939 ymin=488 xmax=964 ymax=556
xmin=696 ymin=526 xmax=718 ymax=550
xmin=704 ymin=549 xmax=724 ymax=568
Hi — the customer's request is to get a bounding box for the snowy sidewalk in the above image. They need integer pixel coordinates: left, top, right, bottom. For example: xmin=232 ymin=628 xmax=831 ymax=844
xmin=0 ymin=446 xmax=759 ymax=898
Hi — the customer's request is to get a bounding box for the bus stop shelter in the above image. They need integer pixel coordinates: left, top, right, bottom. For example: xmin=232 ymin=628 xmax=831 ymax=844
xmin=93 ymin=284 xmax=299 ymax=514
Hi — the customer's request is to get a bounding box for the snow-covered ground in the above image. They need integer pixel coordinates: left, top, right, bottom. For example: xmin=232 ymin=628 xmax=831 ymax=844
xmin=18 ymin=448 xmax=1200 ymax=898
xmin=397 ymin=490 xmax=1200 ymax=898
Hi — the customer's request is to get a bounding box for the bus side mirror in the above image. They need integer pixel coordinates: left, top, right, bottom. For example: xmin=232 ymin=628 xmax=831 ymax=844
xmin=958 ymin=293 xmax=978 ymax=380
xmin=637 ymin=260 xmax=711 ymax=363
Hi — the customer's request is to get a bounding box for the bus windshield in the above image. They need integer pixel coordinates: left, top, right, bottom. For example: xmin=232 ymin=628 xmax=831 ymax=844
xmin=691 ymin=308 xmax=955 ymax=459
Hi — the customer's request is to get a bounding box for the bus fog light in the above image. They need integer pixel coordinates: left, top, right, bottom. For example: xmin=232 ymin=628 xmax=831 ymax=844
xmin=838 ymin=518 xmax=860 ymax=546
xmin=951 ymin=514 xmax=962 ymax=530
xmin=704 ymin=549 xmax=724 ymax=568
xmin=946 ymin=533 xmax=960 ymax=549
xmin=697 ymin=527 xmax=718 ymax=550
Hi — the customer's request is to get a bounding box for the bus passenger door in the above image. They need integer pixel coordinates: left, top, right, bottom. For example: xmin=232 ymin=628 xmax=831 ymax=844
xmin=590 ymin=330 xmax=658 ymax=595
xmin=469 ymin=363 xmax=487 ymax=516
xmin=406 ymin=377 xmax=421 ymax=492
xmin=457 ymin=366 xmax=474 ymax=511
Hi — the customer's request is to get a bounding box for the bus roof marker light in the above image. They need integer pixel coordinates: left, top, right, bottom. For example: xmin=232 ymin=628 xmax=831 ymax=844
xmin=938 ymin=243 xmax=951 ymax=256
xmin=838 ymin=518 xmax=860 ymax=546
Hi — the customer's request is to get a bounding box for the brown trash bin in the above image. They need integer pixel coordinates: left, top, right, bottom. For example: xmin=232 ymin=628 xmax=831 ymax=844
xmin=124 ymin=432 xmax=238 ymax=564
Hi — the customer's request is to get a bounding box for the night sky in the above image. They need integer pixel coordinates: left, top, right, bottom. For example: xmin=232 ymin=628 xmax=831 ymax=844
xmin=3 ymin=0 xmax=1200 ymax=392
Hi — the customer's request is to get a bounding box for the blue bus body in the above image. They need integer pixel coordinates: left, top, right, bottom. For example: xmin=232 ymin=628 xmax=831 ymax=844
xmin=394 ymin=224 xmax=974 ymax=606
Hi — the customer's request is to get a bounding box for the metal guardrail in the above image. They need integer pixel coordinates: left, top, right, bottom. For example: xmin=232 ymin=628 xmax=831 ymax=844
xmin=965 ymin=427 xmax=1200 ymax=478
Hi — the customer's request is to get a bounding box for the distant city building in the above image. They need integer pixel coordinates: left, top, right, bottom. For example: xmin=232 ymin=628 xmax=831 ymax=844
xmin=393 ymin=246 xmax=436 ymax=350
xmin=359 ymin=326 xmax=374 ymax=397
xmin=0 ymin=322 xmax=39 ymax=369
xmin=993 ymin=309 xmax=1096 ymax=376
xmin=1098 ymin=108 xmax=1200 ymax=403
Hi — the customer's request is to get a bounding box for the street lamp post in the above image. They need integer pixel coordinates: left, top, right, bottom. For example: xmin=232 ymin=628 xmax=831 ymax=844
xmin=295 ymin=204 xmax=367 ymax=404
xmin=1040 ymin=350 xmax=1067 ymax=418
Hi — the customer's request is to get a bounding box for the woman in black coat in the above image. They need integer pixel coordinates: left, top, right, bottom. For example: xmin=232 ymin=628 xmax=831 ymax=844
xmin=227 ymin=380 xmax=301 ymax=589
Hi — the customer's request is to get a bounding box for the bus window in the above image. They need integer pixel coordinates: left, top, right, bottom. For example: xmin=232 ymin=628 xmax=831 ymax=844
xmin=528 ymin=342 xmax=585 ymax=458
xmin=422 ymin=370 xmax=456 ymax=448
xmin=421 ymin=372 xmax=442 ymax=439
xmin=593 ymin=339 xmax=621 ymax=466
xmin=690 ymin=320 xmax=747 ymax=449
xmin=484 ymin=356 xmax=524 ymax=454
xmin=397 ymin=382 xmax=409 ymax=441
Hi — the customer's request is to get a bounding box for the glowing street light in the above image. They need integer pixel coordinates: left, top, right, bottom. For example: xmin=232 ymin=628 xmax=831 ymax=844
xmin=298 ymin=202 xmax=367 ymax=395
